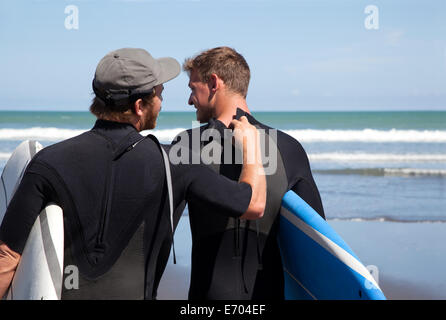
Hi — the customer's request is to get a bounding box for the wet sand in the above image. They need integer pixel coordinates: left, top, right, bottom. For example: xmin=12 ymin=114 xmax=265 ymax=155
xmin=330 ymin=220 xmax=446 ymax=300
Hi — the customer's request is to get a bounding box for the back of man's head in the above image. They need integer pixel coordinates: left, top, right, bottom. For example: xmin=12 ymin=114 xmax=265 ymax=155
xmin=183 ymin=47 xmax=250 ymax=99
xmin=90 ymin=48 xmax=180 ymax=121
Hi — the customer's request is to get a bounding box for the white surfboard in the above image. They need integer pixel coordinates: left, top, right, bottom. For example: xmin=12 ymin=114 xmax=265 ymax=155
xmin=0 ymin=141 xmax=42 ymax=223
xmin=0 ymin=140 xmax=64 ymax=300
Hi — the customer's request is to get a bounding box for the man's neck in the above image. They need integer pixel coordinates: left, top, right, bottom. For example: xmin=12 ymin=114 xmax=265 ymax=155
xmin=215 ymin=95 xmax=250 ymax=127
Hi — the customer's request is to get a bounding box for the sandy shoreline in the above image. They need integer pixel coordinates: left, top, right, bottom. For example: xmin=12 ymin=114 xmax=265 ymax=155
xmin=157 ymin=217 xmax=446 ymax=300
xmin=330 ymin=220 xmax=446 ymax=300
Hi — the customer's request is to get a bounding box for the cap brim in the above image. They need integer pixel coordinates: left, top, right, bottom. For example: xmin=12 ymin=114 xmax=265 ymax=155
xmin=156 ymin=57 xmax=181 ymax=85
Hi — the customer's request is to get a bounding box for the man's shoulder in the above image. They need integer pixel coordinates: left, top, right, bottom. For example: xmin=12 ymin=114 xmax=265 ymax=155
xmin=35 ymin=132 xmax=90 ymax=157
xmin=253 ymin=119 xmax=304 ymax=152
xmin=251 ymin=121 xmax=309 ymax=168
xmin=276 ymin=128 xmax=303 ymax=148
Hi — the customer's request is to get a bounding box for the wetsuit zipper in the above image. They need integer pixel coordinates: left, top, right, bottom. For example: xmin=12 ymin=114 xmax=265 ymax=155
xmin=235 ymin=218 xmax=240 ymax=257
xmin=234 ymin=218 xmax=249 ymax=295
xmin=233 ymin=218 xmax=242 ymax=295
xmin=94 ymin=135 xmax=149 ymax=257
xmin=95 ymin=159 xmax=116 ymax=256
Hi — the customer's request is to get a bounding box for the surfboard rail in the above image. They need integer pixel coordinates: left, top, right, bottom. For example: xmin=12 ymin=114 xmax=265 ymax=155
xmin=279 ymin=190 xmax=386 ymax=300
xmin=0 ymin=140 xmax=65 ymax=300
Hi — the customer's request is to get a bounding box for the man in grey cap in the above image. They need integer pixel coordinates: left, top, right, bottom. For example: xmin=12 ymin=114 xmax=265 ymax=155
xmin=0 ymin=48 xmax=266 ymax=299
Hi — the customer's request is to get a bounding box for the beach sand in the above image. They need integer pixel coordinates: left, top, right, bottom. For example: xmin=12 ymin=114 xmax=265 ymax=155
xmin=330 ymin=220 xmax=446 ymax=300
xmin=157 ymin=217 xmax=446 ymax=300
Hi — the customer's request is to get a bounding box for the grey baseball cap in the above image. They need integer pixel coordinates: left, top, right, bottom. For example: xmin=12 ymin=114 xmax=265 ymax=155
xmin=92 ymin=48 xmax=180 ymax=106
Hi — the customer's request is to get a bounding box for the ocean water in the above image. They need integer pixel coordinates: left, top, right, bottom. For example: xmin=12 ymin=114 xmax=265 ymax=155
xmin=0 ymin=110 xmax=445 ymax=223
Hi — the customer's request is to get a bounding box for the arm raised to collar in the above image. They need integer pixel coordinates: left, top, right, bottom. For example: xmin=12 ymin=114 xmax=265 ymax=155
xmin=230 ymin=116 xmax=266 ymax=220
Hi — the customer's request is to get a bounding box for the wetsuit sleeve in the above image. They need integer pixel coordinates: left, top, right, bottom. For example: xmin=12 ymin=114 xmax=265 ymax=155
xmin=0 ymin=168 xmax=55 ymax=254
xmin=171 ymin=163 xmax=252 ymax=218
xmin=279 ymin=132 xmax=326 ymax=219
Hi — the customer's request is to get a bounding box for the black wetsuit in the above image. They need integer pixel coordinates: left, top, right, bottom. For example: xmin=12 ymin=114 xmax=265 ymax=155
xmin=0 ymin=119 xmax=252 ymax=299
xmin=171 ymin=109 xmax=325 ymax=300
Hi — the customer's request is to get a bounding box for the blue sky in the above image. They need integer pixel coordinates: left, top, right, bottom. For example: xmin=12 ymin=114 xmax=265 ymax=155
xmin=0 ymin=0 xmax=445 ymax=111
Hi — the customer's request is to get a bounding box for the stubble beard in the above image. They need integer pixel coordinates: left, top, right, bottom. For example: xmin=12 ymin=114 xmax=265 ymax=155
xmin=196 ymin=105 xmax=214 ymax=123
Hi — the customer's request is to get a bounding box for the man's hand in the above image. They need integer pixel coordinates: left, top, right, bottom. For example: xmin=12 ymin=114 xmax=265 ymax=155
xmin=0 ymin=241 xmax=20 ymax=299
xmin=230 ymin=116 xmax=266 ymax=220
xmin=229 ymin=116 xmax=259 ymax=165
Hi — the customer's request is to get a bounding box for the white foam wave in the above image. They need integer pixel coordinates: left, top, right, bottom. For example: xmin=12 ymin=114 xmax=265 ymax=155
xmin=153 ymin=128 xmax=446 ymax=143
xmin=1 ymin=127 xmax=446 ymax=143
xmin=0 ymin=127 xmax=87 ymax=141
xmin=0 ymin=127 xmax=186 ymax=142
xmin=140 ymin=128 xmax=187 ymax=142
xmin=309 ymin=152 xmax=446 ymax=162
xmin=0 ymin=152 xmax=11 ymax=160
xmin=328 ymin=217 xmax=446 ymax=223
xmin=284 ymin=129 xmax=446 ymax=143
xmin=383 ymin=168 xmax=446 ymax=176
xmin=315 ymin=167 xmax=446 ymax=177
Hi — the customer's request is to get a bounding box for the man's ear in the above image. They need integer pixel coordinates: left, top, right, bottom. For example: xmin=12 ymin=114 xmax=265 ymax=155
xmin=209 ymin=74 xmax=219 ymax=92
xmin=133 ymin=99 xmax=144 ymax=116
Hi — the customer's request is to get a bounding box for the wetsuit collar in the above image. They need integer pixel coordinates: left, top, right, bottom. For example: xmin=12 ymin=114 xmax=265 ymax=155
xmin=93 ymin=119 xmax=138 ymax=132
xmin=208 ymin=108 xmax=257 ymax=133
xmin=235 ymin=108 xmax=259 ymax=126
xmin=92 ymin=119 xmax=143 ymax=147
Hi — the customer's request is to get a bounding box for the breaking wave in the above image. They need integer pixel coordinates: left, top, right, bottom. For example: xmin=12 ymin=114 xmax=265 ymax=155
xmin=1 ymin=127 xmax=446 ymax=143
xmin=314 ymin=167 xmax=446 ymax=177
xmin=309 ymin=153 xmax=446 ymax=162
xmin=328 ymin=217 xmax=446 ymax=223
xmin=284 ymin=129 xmax=446 ymax=143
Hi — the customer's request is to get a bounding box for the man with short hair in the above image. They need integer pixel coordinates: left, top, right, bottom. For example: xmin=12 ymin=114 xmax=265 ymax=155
xmin=173 ymin=46 xmax=325 ymax=300
xmin=0 ymin=47 xmax=266 ymax=299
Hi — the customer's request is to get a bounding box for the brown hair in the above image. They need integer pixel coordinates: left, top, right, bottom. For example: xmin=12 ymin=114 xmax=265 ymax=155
xmin=183 ymin=47 xmax=250 ymax=98
xmin=89 ymin=90 xmax=156 ymax=121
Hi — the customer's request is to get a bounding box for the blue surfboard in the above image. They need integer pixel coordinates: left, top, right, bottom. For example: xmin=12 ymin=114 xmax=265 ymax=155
xmin=278 ymin=190 xmax=386 ymax=300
